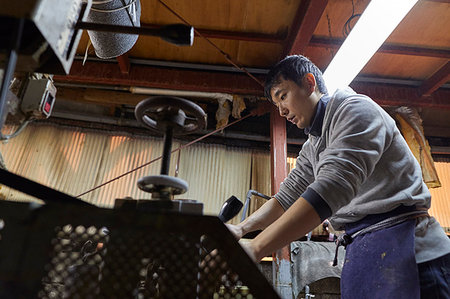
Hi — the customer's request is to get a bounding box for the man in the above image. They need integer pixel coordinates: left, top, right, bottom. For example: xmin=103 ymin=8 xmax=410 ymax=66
xmin=227 ymin=55 xmax=450 ymax=298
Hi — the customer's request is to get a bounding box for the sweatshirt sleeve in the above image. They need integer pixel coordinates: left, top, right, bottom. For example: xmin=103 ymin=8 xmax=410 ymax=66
xmin=274 ymin=140 xmax=315 ymax=210
xmin=275 ymin=139 xmax=332 ymax=221
xmin=308 ymin=97 xmax=394 ymax=214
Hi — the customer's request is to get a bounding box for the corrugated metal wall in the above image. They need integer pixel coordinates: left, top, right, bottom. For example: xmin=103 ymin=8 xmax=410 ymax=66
xmin=0 ymin=123 xmax=252 ymax=219
xmin=177 ymin=142 xmax=252 ymax=218
xmin=1 ymin=123 xmax=448 ymax=232
xmin=247 ymin=152 xmax=271 ymax=213
xmin=429 ymin=157 xmax=450 ymax=233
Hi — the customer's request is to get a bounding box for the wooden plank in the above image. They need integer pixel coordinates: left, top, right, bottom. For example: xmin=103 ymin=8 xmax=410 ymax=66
xmin=53 ymin=61 xmax=265 ymax=95
xmin=309 ymin=36 xmax=450 ymax=59
xmin=139 ymin=22 xmax=287 ymax=43
xmin=269 ymin=105 xmax=291 ymax=297
xmin=419 ymin=61 xmax=450 ymax=96
xmin=283 ymin=0 xmax=328 ymax=56
xmin=52 ymin=61 xmax=450 ymax=109
xmin=116 ymin=54 xmax=130 ymax=75
xmin=350 ymin=81 xmax=450 ymax=110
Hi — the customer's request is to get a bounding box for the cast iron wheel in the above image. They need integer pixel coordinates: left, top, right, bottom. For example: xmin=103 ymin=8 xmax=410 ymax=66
xmin=134 ymin=96 xmax=206 ymax=135
xmin=137 ymin=175 xmax=188 ymax=195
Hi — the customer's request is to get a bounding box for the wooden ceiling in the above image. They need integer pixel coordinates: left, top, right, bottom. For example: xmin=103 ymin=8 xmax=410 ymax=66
xmin=53 ymin=0 xmax=450 ymax=141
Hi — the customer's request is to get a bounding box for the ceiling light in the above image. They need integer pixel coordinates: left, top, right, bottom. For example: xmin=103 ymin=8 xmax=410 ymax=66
xmin=323 ymin=0 xmax=419 ymax=95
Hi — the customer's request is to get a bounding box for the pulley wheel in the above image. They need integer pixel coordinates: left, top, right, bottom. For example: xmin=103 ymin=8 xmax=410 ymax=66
xmin=135 ymin=96 xmax=206 ymax=135
xmin=137 ymin=175 xmax=188 ymax=195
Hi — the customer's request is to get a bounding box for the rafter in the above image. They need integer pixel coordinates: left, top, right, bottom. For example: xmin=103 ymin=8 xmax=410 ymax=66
xmin=53 ymin=61 xmax=264 ymax=95
xmin=419 ymin=61 xmax=450 ymax=96
xmin=53 ymin=60 xmax=450 ymax=109
xmin=140 ymin=22 xmax=286 ymax=44
xmin=116 ymin=54 xmax=130 ymax=75
xmin=309 ymin=36 xmax=450 ymax=59
xmin=282 ymin=0 xmax=328 ymax=57
xmin=350 ymin=81 xmax=450 ymax=109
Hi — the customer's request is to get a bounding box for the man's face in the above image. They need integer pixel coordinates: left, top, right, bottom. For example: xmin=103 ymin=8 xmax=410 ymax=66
xmin=270 ymin=78 xmax=318 ymax=129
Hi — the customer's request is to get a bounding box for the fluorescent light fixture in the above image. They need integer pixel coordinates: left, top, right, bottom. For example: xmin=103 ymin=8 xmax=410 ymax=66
xmin=323 ymin=0 xmax=419 ymax=95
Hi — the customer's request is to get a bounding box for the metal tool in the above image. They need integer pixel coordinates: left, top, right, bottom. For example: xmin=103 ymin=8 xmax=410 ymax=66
xmin=218 ymin=195 xmax=243 ymax=222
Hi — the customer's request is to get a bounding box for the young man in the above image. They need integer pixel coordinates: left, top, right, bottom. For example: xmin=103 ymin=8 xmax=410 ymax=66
xmin=227 ymin=55 xmax=450 ymax=298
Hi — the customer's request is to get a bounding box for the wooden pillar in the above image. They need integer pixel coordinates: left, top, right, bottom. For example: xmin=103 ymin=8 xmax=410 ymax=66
xmin=270 ymin=105 xmax=293 ymax=298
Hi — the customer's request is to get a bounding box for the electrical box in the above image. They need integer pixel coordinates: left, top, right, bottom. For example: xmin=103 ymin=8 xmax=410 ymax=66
xmin=0 ymin=0 xmax=92 ymax=74
xmin=21 ymin=78 xmax=56 ymax=118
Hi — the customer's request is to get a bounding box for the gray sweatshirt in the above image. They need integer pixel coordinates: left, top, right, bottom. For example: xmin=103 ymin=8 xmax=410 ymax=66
xmin=275 ymin=87 xmax=450 ymax=263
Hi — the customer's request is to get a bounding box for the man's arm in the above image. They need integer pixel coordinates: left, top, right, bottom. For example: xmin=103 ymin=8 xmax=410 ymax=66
xmin=249 ymin=196 xmax=321 ymax=261
xmin=226 ymin=197 xmax=285 ymax=239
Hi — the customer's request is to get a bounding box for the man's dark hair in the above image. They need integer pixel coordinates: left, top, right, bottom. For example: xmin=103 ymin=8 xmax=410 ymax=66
xmin=264 ymin=55 xmax=328 ymax=102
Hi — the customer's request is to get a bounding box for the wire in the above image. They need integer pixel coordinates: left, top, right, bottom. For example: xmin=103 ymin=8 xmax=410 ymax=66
xmin=0 ymin=117 xmax=32 ymax=141
xmin=157 ymin=0 xmax=264 ymax=88
xmin=76 ymin=0 xmax=267 ymax=197
xmin=76 ymin=112 xmax=256 ymax=197
xmin=342 ymin=0 xmax=361 ymax=38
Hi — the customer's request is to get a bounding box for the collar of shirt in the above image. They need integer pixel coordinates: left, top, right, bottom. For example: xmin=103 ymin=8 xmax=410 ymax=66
xmin=304 ymin=94 xmax=331 ymax=137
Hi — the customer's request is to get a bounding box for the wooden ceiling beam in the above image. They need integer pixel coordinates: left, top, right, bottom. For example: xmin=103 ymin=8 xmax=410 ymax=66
xmin=196 ymin=28 xmax=286 ymax=44
xmin=309 ymin=36 xmax=450 ymax=59
xmin=116 ymin=54 xmax=130 ymax=75
xmin=282 ymin=0 xmax=328 ymax=57
xmin=53 ymin=60 xmax=450 ymax=109
xmin=53 ymin=60 xmax=265 ymax=95
xmin=419 ymin=61 xmax=450 ymax=96
xmin=425 ymin=0 xmax=450 ymax=3
xmin=350 ymin=81 xmax=450 ymax=110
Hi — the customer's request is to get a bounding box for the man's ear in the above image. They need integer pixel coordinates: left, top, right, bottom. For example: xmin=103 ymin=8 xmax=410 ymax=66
xmin=303 ymin=73 xmax=316 ymax=94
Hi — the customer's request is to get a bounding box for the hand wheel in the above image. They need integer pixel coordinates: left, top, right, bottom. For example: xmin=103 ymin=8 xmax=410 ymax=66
xmin=134 ymin=96 xmax=206 ymax=135
xmin=137 ymin=175 xmax=188 ymax=196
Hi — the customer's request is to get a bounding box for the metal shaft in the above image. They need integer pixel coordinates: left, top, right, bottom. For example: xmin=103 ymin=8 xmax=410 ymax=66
xmin=160 ymin=126 xmax=173 ymax=175
xmin=76 ymin=21 xmax=159 ymax=35
xmin=0 ymin=18 xmax=24 ymax=137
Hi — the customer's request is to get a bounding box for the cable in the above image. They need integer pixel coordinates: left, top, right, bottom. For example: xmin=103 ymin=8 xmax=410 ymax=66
xmin=157 ymin=0 xmax=264 ymax=88
xmin=76 ymin=0 xmax=268 ymax=197
xmin=76 ymin=111 xmax=256 ymax=197
xmin=0 ymin=118 xmax=32 ymax=142
xmin=342 ymin=0 xmax=361 ymax=38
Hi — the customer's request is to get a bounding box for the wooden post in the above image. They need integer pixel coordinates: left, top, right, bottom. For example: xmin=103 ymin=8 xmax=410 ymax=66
xmin=270 ymin=105 xmax=293 ymax=298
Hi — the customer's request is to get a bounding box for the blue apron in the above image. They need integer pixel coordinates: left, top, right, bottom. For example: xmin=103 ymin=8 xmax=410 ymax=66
xmin=340 ymin=206 xmax=421 ymax=299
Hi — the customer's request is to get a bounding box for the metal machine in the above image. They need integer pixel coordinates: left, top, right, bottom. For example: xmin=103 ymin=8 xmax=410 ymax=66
xmin=0 ymin=2 xmax=280 ymax=297
xmin=0 ymin=94 xmax=278 ymax=298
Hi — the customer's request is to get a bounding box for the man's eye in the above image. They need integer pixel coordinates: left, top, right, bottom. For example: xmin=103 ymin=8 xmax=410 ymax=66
xmin=281 ymin=94 xmax=286 ymax=100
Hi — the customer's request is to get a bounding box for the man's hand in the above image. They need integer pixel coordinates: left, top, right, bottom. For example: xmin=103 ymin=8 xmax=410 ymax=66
xmin=225 ymin=223 xmax=244 ymax=240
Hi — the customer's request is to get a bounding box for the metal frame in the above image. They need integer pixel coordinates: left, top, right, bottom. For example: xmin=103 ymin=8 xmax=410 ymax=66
xmin=0 ymin=199 xmax=280 ymax=298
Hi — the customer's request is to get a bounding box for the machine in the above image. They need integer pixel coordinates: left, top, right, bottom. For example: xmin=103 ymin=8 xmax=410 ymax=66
xmin=0 ymin=2 xmax=280 ymax=297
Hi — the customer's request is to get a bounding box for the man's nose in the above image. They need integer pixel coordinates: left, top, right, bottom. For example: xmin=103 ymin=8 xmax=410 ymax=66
xmin=278 ymin=105 xmax=288 ymax=117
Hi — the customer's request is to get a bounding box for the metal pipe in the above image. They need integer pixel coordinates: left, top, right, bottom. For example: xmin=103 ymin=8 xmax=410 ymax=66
xmin=130 ymin=86 xmax=234 ymax=100
xmin=75 ymin=22 xmax=193 ymax=46
xmin=160 ymin=126 xmax=173 ymax=175
xmin=0 ymin=18 xmax=24 ymax=138
xmin=76 ymin=21 xmax=158 ymax=36
xmin=73 ymin=55 xmax=271 ymax=74
xmin=241 ymin=190 xmax=271 ymax=222
xmin=0 ymin=168 xmax=95 ymax=207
